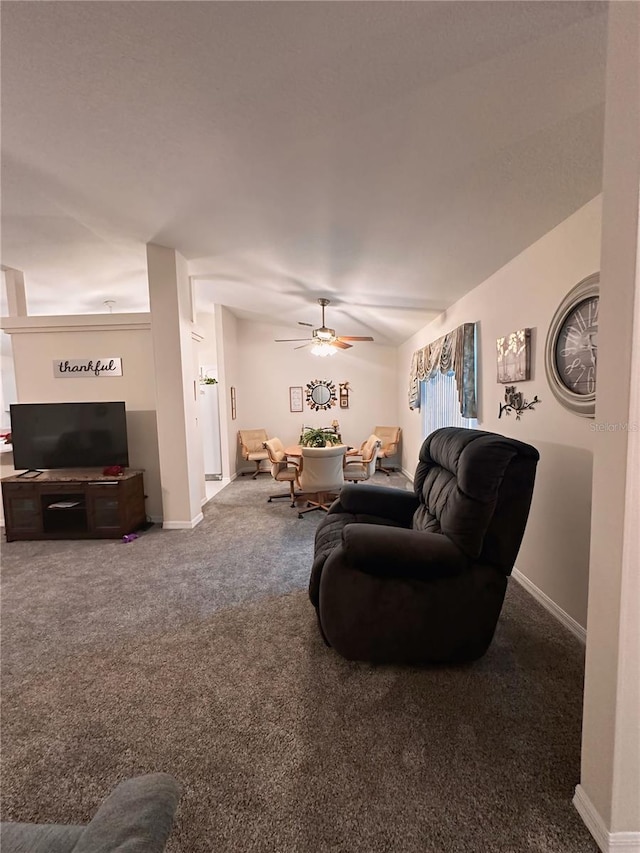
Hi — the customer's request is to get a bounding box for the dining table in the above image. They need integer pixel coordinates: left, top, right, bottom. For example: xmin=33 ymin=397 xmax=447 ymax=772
xmin=284 ymin=444 xmax=358 ymax=460
xmin=285 ymin=444 xmax=351 ymax=458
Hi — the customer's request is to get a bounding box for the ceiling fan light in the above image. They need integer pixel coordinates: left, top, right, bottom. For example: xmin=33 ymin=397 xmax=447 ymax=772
xmin=311 ymin=342 xmax=337 ymax=357
xmin=315 ymin=328 xmax=335 ymax=341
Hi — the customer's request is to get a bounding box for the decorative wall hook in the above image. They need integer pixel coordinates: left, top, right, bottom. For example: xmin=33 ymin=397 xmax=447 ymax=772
xmin=499 ymin=385 xmax=541 ymax=420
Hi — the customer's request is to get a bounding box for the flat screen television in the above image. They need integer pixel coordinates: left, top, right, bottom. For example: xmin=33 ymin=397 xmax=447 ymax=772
xmin=10 ymin=402 xmax=130 ymax=470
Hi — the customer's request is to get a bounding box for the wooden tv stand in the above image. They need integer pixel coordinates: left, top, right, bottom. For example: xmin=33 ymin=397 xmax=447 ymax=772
xmin=1 ymin=469 xmax=146 ymax=542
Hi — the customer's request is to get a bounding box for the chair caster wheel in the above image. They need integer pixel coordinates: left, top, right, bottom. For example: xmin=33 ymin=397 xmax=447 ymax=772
xmin=267 ymin=498 xmax=272 ymax=502
xmin=298 ymin=513 xmax=303 ymax=519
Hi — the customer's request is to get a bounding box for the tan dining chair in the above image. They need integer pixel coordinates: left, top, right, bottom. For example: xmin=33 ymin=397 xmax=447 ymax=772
xmin=343 ymin=435 xmax=381 ymax=483
xmin=238 ymin=429 xmax=270 ymax=478
xmin=373 ymin=426 xmax=402 ymax=475
xmin=264 ymin=438 xmax=300 ymax=505
xmin=295 ymin=445 xmax=347 ymax=519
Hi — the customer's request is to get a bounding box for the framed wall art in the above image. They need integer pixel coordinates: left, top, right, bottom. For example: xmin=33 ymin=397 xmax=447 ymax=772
xmin=339 ymin=381 xmax=350 ymax=409
xmin=289 ymin=386 xmax=303 ymax=413
xmin=496 ymin=328 xmax=531 ymax=383
xmin=230 ymin=386 xmax=237 ymax=420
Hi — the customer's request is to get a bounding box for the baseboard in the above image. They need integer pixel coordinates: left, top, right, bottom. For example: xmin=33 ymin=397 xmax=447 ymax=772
xmin=162 ymin=512 xmax=204 ymax=530
xmin=511 ymin=568 xmax=586 ymax=643
xmin=401 ymin=467 xmax=414 ymax=482
xmin=574 ymin=785 xmax=640 ymax=852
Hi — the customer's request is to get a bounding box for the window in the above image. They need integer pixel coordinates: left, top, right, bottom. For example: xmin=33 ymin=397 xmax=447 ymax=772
xmin=421 ymin=371 xmax=478 ymax=438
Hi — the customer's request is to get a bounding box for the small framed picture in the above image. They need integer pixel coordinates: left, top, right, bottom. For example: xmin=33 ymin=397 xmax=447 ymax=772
xmin=340 ymin=397 xmax=349 ymax=409
xmin=289 ymin=386 xmax=303 ymax=413
xmin=496 ymin=328 xmax=531 ymax=383
xmin=230 ymin=386 xmax=237 ymax=420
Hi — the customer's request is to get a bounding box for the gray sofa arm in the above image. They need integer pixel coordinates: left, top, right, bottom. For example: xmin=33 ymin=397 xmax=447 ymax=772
xmin=341 ymin=524 xmax=468 ymax=580
xmin=72 ymin=774 xmax=181 ymax=853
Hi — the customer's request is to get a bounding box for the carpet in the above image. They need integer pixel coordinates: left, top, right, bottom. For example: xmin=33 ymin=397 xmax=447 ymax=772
xmin=1 ymin=473 xmax=598 ymax=852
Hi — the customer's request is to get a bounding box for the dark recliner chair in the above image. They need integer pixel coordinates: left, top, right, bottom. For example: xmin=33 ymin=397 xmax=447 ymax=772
xmin=309 ymin=427 xmax=540 ymax=664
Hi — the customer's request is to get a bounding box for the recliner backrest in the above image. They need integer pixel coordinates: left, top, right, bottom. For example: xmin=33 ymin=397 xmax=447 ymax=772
xmin=412 ymin=428 xmax=539 ymax=573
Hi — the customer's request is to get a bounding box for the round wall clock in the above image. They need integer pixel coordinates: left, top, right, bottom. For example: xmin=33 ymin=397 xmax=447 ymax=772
xmin=544 ymin=272 xmax=599 ymax=417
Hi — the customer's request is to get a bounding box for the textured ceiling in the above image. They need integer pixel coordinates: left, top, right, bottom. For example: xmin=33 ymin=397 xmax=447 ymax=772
xmin=1 ymin=1 xmax=606 ymax=343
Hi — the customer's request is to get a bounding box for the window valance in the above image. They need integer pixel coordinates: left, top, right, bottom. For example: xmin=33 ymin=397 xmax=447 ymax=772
xmin=408 ymin=322 xmax=477 ymax=417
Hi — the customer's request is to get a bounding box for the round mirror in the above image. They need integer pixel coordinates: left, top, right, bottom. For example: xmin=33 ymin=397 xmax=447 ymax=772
xmin=312 ymin=385 xmax=330 ymax=406
xmin=305 ymin=379 xmax=337 ymax=411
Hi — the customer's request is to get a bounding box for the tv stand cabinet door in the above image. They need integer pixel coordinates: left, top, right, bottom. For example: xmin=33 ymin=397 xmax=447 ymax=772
xmin=2 ymin=482 xmax=41 ymax=540
xmin=87 ymin=487 xmax=122 ymax=534
xmin=86 ymin=474 xmax=145 ymax=537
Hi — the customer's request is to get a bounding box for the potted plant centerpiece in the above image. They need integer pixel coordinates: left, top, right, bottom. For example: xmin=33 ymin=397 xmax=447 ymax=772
xmin=299 ymin=427 xmax=342 ymax=448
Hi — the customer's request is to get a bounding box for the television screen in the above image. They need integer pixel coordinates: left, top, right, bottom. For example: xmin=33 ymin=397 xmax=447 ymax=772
xmin=10 ymin=402 xmax=130 ymax=470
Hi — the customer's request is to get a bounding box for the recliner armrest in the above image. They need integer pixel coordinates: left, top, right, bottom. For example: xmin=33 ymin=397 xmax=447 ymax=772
xmin=332 ymin=484 xmax=419 ymax=525
xmin=72 ymin=774 xmax=181 ymax=853
xmin=342 ymin=525 xmax=468 ymax=580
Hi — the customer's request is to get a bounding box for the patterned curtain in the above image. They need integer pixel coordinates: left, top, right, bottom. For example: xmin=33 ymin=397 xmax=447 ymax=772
xmin=408 ymin=322 xmax=477 ymax=417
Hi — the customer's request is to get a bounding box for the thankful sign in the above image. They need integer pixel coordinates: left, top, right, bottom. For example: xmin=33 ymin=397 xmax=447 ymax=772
xmin=53 ymin=358 xmax=123 ymax=378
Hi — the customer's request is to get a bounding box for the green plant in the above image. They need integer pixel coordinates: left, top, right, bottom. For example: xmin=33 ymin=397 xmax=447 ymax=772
xmin=201 ymin=376 xmax=218 ymax=385
xmin=299 ymin=427 xmax=341 ymax=448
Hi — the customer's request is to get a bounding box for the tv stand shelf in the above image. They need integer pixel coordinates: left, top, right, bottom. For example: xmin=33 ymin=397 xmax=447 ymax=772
xmin=1 ymin=469 xmax=146 ymax=541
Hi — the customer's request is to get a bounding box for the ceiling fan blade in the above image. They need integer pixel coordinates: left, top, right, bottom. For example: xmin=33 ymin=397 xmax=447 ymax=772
xmin=294 ymin=342 xmax=313 ymax=350
xmin=331 ymin=340 xmax=352 ymax=350
xmin=275 ymin=338 xmax=313 ymax=342
xmin=298 ymin=321 xmax=314 ymax=327
xmin=337 ymin=336 xmax=375 ymax=342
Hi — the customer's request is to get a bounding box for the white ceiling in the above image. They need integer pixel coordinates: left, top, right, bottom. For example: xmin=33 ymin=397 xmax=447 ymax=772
xmin=1 ymin=1 xmax=606 ymax=344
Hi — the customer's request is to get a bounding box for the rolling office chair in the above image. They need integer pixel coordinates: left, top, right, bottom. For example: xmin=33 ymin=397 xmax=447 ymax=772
xmin=296 ymin=445 xmax=347 ymax=519
xmin=238 ymin=429 xmax=270 ymax=478
xmin=264 ymin=437 xmax=300 ymax=505
xmin=373 ymin=426 xmax=401 ymax=475
xmin=343 ymin=435 xmax=381 ymax=483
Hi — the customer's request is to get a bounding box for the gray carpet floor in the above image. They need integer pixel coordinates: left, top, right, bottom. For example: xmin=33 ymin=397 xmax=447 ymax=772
xmin=1 ymin=471 xmax=598 ymax=852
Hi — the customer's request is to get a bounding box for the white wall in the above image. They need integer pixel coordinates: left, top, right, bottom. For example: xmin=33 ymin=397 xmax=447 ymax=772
xmin=1 ymin=314 xmax=162 ymax=520
xmin=216 ymin=305 xmax=241 ymax=477
xmin=147 ymin=245 xmax=203 ymax=528
xmin=196 ymin=311 xmax=218 ymax=374
xmin=398 ymin=196 xmax=602 ymax=628
xmin=1 ymin=331 xmax=17 ymax=430
xmin=235 ymin=319 xmax=398 ymax=464
xmin=577 ymin=2 xmax=640 ymax=841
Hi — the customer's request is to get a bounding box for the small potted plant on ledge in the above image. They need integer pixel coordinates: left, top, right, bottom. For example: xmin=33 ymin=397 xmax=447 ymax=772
xmin=299 ymin=427 xmax=342 ymax=448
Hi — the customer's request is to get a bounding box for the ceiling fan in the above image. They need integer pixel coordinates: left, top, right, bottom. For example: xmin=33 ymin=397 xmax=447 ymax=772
xmin=275 ymin=298 xmax=374 ymax=356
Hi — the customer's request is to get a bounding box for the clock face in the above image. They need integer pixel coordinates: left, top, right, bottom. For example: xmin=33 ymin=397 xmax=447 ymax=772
xmin=554 ymin=295 xmax=598 ymax=396
xmin=544 ymin=273 xmax=599 ymax=417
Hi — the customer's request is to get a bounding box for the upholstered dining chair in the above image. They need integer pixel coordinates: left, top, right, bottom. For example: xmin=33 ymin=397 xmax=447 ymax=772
xmin=238 ymin=428 xmax=270 ymax=478
xmin=343 ymin=435 xmax=381 ymax=483
xmin=296 ymin=445 xmax=347 ymax=519
xmin=264 ymin=437 xmax=300 ymax=505
xmin=373 ymin=426 xmax=401 ymax=474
